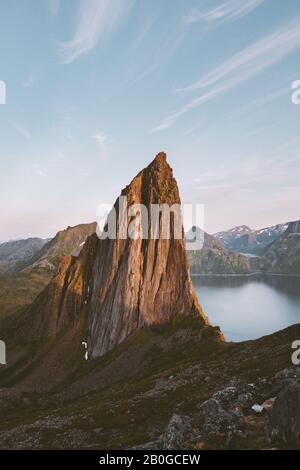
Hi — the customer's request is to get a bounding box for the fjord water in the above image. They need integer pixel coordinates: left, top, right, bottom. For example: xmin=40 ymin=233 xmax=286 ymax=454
xmin=192 ymin=275 xmax=300 ymax=342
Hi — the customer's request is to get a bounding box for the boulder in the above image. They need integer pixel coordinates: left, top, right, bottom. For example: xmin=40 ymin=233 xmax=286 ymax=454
xmin=162 ymin=414 xmax=193 ymax=449
xmin=268 ymin=381 xmax=300 ymax=446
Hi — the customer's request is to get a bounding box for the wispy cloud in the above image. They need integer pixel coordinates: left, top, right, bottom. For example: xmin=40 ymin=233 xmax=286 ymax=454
xmin=180 ymin=119 xmax=204 ymax=137
xmin=193 ymin=144 xmax=300 ymax=195
xmin=50 ymin=0 xmax=60 ymax=16
xmin=226 ymin=86 xmax=290 ymax=119
xmin=184 ymin=0 xmax=264 ymax=25
xmin=131 ymin=28 xmax=186 ymax=88
xmin=134 ymin=15 xmax=157 ymax=46
xmin=150 ymin=84 xmax=228 ymax=132
xmin=131 ymin=63 xmax=157 ymax=84
xmin=93 ymin=132 xmax=109 ymax=152
xmin=33 ymin=163 xmax=48 ymax=177
xmin=22 ymin=75 xmax=34 ymax=87
xmin=10 ymin=121 xmax=32 ymax=141
xmin=58 ymin=0 xmax=133 ymax=64
xmin=152 ymin=19 xmax=300 ymax=131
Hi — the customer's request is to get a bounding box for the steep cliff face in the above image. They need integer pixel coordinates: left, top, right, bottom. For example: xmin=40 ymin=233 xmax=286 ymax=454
xmin=24 ymin=153 xmax=215 ymax=360
xmin=26 ymin=233 xmax=98 ymax=338
xmin=0 ymin=224 xmax=97 ymax=323
xmin=86 ymin=152 xmax=208 ymax=358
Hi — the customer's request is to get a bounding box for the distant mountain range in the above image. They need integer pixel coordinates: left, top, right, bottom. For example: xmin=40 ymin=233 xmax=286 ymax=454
xmin=186 ymin=221 xmax=300 ymax=275
xmin=1 ymin=219 xmax=299 ymax=283
xmin=0 ymin=222 xmax=97 ymax=318
xmin=0 ymin=238 xmax=49 ymax=272
xmin=214 ymin=223 xmax=288 ymax=255
xmin=186 ymin=227 xmax=253 ymax=275
xmin=0 ymin=202 xmax=299 ymax=326
xmin=262 ymin=220 xmax=300 ymax=274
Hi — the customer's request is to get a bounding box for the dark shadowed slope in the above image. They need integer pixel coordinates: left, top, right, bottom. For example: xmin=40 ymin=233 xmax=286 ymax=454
xmin=0 ymin=223 xmax=97 ymax=320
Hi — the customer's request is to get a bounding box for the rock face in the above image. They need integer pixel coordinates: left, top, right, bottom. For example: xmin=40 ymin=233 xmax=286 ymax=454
xmin=0 ymin=224 xmax=97 ymax=323
xmin=162 ymin=414 xmax=193 ymax=450
xmin=197 ymin=386 xmax=245 ymax=436
xmin=269 ymin=380 xmax=300 ymax=445
xmin=86 ymin=153 xmax=209 ymax=358
xmin=25 ymin=238 xmax=97 ymax=338
xmin=26 ymin=153 xmax=212 ymax=359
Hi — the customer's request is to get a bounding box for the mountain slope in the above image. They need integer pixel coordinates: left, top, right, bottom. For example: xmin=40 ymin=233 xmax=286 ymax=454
xmin=19 ymin=222 xmax=97 ymax=273
xmin=0 ymin=238 xmax=49 ymax=272
xmin=0 ymin=223 xmax=97 ymax=320
xmin=186 ymin=227 xmax=253 ymax=274
xmin=262 ymin=220 xmax=300 ymax=274
xmin=0 ymin=317 xmax=299 ymax=449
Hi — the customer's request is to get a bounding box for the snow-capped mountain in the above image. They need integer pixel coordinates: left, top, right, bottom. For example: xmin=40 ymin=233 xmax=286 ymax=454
xmin=214 ymin=223 xmax=288 ymax=255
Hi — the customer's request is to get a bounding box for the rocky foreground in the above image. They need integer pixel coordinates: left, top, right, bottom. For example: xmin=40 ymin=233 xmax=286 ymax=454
xmin=0 ymin=320 xmax=299 ymax=449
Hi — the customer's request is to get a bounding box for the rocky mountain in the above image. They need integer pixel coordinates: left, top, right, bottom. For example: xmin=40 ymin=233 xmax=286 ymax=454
xmin=262 ymin=220 xmax=300 ymax=274
xmin=6 ymin=152 xmax=220 ymax=372
xmin=0 ymin=153 xmax=299 ymax=450
xmin=215 ymin=223 xmax=288 ymax=255
xmin=19 ymin=222 xmax=97 ymax=273
xmin=186 ymin=227 xmax=253 ymax=275
xmin=0 ymin=238 xmax=49 ymax=272
xmin=0 ymin=223 xmax=97 ymax=320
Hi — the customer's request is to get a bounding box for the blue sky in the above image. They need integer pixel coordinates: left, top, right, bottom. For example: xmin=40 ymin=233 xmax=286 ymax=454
xmin=0 ymin=0 xmax=300 ymax=240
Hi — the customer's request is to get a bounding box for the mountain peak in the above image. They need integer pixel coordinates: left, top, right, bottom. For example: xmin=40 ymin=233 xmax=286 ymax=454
xmin=145 ymin=151 xmax=169 ymax=175
xmin=23 ymin=152 xmax=221 ymax=360
xmin=122 ymin=151 xmax=178 ymax=207
xmin=154 ymin=151 xmax=167 ymax=163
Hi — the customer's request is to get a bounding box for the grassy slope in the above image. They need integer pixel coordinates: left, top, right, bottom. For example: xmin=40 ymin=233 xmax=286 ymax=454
xmin=0 ymin=268 xmax=53 ymax=319
xmin=0 ymin=316 xmax=299 ymax=449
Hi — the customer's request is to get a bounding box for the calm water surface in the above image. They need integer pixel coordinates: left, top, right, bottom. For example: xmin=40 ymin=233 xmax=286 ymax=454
xmin=192 ymin=275 xmax=300 ymax=342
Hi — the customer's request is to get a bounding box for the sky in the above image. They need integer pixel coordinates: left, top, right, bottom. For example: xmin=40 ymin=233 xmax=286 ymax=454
xmin=0 ymin=0 xmax=300 ymax=240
